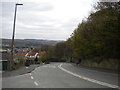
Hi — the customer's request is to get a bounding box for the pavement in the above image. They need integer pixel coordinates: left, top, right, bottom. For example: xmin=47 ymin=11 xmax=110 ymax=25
xmin=2 ymin=64 xmax=40 ymax=77
xmin=2 ymin=62 xmax=120 ymax=89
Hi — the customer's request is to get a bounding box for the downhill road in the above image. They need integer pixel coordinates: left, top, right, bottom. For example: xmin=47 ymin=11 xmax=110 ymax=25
xmin=2 ymin=63 xmax=119 ymax=89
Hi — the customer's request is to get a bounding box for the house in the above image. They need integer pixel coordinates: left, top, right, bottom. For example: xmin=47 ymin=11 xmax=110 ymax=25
xmin=15 ymin=51 xmax=48 ymax=64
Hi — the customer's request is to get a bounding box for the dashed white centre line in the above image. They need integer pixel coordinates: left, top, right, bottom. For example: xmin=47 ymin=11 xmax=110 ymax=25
xmin=34 ymin=81 xmax=38 ymax=86
xmin=29 ymin=73 xmax=32 ymax=76
xmin=31 ymin=76 xmax=34 ymax=79
xmin=26 ymin=67 xmax=28 ymax=69
xmin=29 ymin=71 xmax=39 ymax=86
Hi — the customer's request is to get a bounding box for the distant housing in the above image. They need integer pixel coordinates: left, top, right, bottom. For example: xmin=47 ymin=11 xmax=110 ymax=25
xmin=16 ymin=51 xmax=48 ymax=60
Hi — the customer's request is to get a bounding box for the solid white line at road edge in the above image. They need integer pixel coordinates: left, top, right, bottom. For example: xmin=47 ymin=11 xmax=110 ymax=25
xmin=58 ymin=63 xmax=120 ymax=89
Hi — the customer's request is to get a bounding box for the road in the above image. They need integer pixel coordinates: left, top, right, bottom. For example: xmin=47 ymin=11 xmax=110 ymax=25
xmin=2 ymin=63 xmax=119 ymax=89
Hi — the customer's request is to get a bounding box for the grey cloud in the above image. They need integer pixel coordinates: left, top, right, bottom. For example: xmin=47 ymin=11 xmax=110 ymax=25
xmin=2 ymin=2 xmax=54 ymax=18
xmin=17 ymin=15 xmax=51 ymax=26
xmin=15 ymin=32 xmax=65 ymax=40
xmin=60 ymin=18 xmax=81 ymax=34
xmin=2 ymin=2 xmax=14 ymax=17
xmin=14 ymin=26 xmax=66 ymax=40
xmin=2 ymin=1 xmax=93 ymax=40
xmin=62 ymin=18 xmax=81 ymax=28
xmin=21 ymin=2 xmax=54 ymax=12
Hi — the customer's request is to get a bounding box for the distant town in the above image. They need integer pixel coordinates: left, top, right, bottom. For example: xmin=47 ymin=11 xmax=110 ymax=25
xmin=0 ymin=39 xmax=61 ymax=70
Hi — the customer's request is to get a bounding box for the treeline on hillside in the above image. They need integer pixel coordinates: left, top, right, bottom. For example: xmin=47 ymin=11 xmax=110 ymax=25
xmin=2 ymin=39 xmax=60 ymax=48
xmin=41 ymin=2 xmax=120 ymax=70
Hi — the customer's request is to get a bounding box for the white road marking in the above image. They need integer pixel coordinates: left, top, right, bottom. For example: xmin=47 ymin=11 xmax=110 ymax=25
xmin=29 ymin=73 xmax=32 ymax=76
xmin=34 ymin=81 xmax=38 ymax=86
xmin=58 ymin=63 xmax=120 ymax=89
xmin=26 ymin=67 xmax=28 ymax=69
xmin=35 ymin=66 xmax=41 ymax=71
xmin=42 ymin=65 xmax=56 ymax=68
xmin=29 ymin=73 xmax=39 ymax=86
xmin=31 ymin=76 xmax=34 ymax=79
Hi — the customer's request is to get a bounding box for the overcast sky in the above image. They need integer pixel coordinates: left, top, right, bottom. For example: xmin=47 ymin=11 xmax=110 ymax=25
xmin=1 ymin=0 xmax=97 ymax=41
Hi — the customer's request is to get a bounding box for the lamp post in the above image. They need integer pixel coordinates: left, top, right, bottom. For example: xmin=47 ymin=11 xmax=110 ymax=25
xmin=10 ymin=3 xmax=23 ymax=70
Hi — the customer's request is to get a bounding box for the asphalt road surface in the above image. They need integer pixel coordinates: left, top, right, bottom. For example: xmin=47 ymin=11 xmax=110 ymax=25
xmin=2 ymin=63 xmax=120 ymax=89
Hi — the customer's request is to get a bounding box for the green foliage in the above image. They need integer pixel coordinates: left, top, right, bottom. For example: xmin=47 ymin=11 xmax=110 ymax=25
xmin=14 ymin=58 xmax=20 ymax=64
xmin=66 ymin=2 xmax=120 ymax=64
xmin=40 ymin=55 xmax=48 ymax=63
xmin=39 ymin=42 xmax=72 ymax=62
xmin=39 ymin=2 xmax=120 ymax=69
xmin=54 ymin=42 xmax=73 ymax=61
xmin=41 ymin=45 xmax=50 ymax=51
xmin=31 ymin=48 xmax=41 ymax=52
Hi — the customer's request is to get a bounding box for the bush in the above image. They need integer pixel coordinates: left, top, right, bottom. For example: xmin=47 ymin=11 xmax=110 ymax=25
xmin=40 ymin=55 xmax=49 ymax=63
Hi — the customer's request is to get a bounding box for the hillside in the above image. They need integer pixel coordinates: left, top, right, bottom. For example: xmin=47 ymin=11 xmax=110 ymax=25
xmin=1 ymin=39 xmax=61 ymax=48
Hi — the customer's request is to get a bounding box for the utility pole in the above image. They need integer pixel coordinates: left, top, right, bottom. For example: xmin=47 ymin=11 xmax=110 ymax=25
xmin=10 ymin=3 xmax=23 ymax=70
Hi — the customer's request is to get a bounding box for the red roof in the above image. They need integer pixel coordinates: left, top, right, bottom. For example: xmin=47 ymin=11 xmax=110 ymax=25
xmin=27 ymin=53 xmax=36 ymax=56
xmin=38 ymin=51 xmax=47 ymax=56
xmin=16 ymin=51 xmax=48 ymax=56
